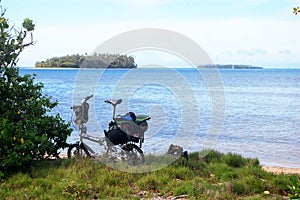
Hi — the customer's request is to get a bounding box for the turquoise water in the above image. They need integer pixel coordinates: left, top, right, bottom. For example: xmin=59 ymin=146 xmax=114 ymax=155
xmin=19 ymin=68 xmax=300 ymax=168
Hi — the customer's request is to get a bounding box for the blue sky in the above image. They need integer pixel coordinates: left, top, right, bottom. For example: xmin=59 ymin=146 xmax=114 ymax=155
xmin=2 ymin=0 xmax=300 ymax=68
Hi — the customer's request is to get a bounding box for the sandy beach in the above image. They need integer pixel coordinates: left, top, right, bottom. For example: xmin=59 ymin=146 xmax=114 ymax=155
xmin=262 ymin=166 xmax=300 ymax=175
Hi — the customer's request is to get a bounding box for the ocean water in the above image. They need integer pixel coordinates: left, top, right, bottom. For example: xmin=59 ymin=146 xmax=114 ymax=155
xmin=19 ymin=68 xmax=300 ymax=168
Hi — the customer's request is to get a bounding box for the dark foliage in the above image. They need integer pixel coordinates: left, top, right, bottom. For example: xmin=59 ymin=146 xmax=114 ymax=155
xmin=0 ymin=4 xmax=72 ymax=177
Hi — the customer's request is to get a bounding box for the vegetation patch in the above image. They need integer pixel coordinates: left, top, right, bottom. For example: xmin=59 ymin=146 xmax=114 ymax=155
xmin=1 ymin=150 xmax=299 ymax=199
xmin=0 ymin=4 xmax=72 ymax=178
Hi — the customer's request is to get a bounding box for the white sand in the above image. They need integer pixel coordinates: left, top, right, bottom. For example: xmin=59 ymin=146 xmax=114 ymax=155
xmin=262 ymin=166 xmax=300 ymax=175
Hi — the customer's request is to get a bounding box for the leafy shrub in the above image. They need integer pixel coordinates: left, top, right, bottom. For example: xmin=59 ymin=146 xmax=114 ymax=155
xmin=0 ymin=5 xmax=72 ymax=176
xmin=0 ymin=170 xmax=3 ymax=180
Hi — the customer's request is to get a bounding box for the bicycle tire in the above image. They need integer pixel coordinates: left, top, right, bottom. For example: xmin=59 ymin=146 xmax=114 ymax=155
xmin=123 ymin=143 xmax=145 ymax=165
xmin=67 ymin=143 xmax=90 ymax=158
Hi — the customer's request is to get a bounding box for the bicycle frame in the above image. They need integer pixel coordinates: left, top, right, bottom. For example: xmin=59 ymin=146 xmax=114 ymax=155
xmin=78 ymin=123 xmax=106 ymax=155
xmin=68 ymin=95 xmax=146 ymax=164
xmin=72 ymin=122 xmax=141 ymax=162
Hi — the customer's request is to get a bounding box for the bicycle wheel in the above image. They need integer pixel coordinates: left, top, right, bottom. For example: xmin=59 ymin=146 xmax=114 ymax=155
xmin=123 ymin=143 xmax=145 ymax=165
xmin=67 ymin=143 xmax=90 ymax=158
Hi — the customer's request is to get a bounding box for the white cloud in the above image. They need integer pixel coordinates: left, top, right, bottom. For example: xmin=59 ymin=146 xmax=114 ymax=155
xmin=278 ymin=49 xmax=291 ymax=55
xmin=237 ymin=49 xmax=268 ymax=56
xmin=16 ymin=14 xmax=300 ymax=68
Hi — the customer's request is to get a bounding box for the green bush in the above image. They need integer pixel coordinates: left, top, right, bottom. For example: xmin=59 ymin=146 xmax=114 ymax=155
xmin=0 ymin=5 xmax=72 ymax=176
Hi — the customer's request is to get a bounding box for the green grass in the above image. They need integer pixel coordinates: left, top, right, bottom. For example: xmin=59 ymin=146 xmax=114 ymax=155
xmin=0 ymin=150 xmax=299 ymax=199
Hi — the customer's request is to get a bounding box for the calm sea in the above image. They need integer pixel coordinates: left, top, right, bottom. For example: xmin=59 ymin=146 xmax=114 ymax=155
xmin=19 ymin=68 xmax=300 ymax=168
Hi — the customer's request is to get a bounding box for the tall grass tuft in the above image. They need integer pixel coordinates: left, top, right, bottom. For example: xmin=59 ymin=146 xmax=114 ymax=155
xmin=287 ymin=176 xmax=300 ymax=199
xmin=224 ymin=152 xmax=247 ymax=168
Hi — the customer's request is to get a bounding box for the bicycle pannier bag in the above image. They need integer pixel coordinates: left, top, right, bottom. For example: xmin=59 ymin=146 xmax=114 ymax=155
xmin=105 ymin=128 xmax=128 ymax=145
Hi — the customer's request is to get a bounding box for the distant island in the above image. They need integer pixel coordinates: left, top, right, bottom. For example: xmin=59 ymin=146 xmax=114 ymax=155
xmin=198 ymin=64 xmax=263 ymax=69
xmin=35 ymin=54 xmax=263 ymax=70
xmin=35 ymin=53 xmax=137 ymax=68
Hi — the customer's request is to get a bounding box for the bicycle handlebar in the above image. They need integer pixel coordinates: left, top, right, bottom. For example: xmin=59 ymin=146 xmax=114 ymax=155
xmin=104 ymin=99 xmax=122 ymax=106
xmin=70 ymin=95 xmax=93 ymax=109
xmin=84 ymin=95 xmax=93 ymax=102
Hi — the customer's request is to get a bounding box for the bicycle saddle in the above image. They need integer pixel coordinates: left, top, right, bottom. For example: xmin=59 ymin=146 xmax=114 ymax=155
xmin=104 ymin=99 xmax=122 ymax=106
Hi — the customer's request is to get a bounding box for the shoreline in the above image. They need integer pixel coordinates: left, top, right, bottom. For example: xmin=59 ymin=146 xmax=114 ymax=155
xmin=262 ymin=165 xmax=300 ymax=175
